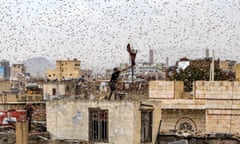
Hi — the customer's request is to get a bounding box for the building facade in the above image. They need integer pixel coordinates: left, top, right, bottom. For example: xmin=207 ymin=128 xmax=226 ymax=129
xmin=45 ymin=79 xmax=240 ymax=143
xmin=47 ymin=59 xmax=81 ymax=81
xmin=47 ymin=100 xmax=161 ymax=144
xmin=235 ymin=63 xmax=240 ymax=81
xmin=10 ymin=64 xmax=26 ymax=81
xmin=0 ymin=60 xmax=10 ymax=80
xmin=43 ymin=80 xmax=81 ymax=100
xmin=118 ymin=63 xmax=165 ymax=81
xmin=10 ymin=64 xmax=27 ymax=93
xmin=149 ymin=80 xmax=240 ymax=136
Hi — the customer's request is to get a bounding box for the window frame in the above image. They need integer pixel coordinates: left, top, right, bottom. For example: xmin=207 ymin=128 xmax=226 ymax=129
xmin=141 ymin=109 xmax=153 ymax=143
xmin=52 ymin=88 xmax=56 ymax=95
xmin=89 ymin=108 xmax=109 ymax=143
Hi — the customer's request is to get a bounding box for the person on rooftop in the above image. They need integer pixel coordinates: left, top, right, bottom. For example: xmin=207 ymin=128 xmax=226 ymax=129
xmin=108 ymin=65 xmax=133 ymax=100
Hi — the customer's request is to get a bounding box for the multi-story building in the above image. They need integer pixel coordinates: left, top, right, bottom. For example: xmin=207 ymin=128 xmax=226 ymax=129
xmin=80 ymin=69 xmax=93 ymax=81
xmin=10 ymin=64 xmax=26 ymax=81
xmin=121 ymin=63 xmax=165 ymax=80
xmin=235 ymin=63 xmax=240 ymax=81
xmin=10 ymin=64 xmax=30 ymax=95
xmin=104 ymin=62 xmax=165 ymax=82
xmin=176 ymin=57 xmax=220 ymax=71
xmin=167 ymin=57 xmax=221 ymax=79
xmin=46 ymin=80 xmax=240 ymax=143
xmin=220 ymin=60 xmax=236 ymax=72
xmin=0 ymin=60 xmax=10 ymax=80
xmin=47 ymin=58 xmax=81 ymax=81
xmin=0 ymin=79 xmax=45 ymax=124
xmin=43 ymin=81 xmax=77 ymax=100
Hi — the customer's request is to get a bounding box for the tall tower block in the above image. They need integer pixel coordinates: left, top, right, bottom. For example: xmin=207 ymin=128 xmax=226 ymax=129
xmin=206 ymin=48 xmax=209 ymax=58
xmin=149 ymin=48 xmax=154 ymax=64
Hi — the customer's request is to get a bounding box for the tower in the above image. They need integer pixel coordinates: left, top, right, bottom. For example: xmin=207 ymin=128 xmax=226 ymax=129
xmin=0 ymin=60 xmax=10 ymax=80
xmin=206 ymin=48 xmax=209 ymax=58
xmin=166 ymin=57 xmax=169 ymax=67
xmin=149 ymin=48 xmax=153 ymax=65
xmin=210 ymin=50 xmax=214 ymax=81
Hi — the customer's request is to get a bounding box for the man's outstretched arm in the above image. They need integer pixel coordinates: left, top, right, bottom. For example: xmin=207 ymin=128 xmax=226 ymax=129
xmin=120 ymin=65 xmax=133 ymax=72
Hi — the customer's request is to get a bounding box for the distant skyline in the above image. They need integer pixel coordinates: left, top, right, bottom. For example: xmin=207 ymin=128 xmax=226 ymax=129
xmin=0 ymin=0 xmax=240 ymax=72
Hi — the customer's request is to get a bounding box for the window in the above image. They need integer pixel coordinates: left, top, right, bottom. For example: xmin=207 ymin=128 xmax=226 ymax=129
xmin=66 ymin=86 xmax=69 ymax=92
xmin=141 ymin=110 xmax=152 ymax=143
xmin=52 ymin=88 xmax=56 ymax=95
xmin=89 ymin=109 xmax=108 ymax=142
xmin=28 ymin=96 xmax=33 ymax=101
xmin=175 ymin=117 xmax=196 ymax=133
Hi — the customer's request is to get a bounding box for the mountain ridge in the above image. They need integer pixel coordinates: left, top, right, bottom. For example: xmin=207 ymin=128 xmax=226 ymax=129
xmin=23 ymin=57 xmax=55 ymax=78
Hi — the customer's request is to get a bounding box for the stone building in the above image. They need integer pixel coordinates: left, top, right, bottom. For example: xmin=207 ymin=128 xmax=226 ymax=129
xmin=119 ymin=63 xmax=165 ymax=81
xmin=47 ymin=58 xmax=81 ymax=81
xmin=149 ymin=80 xmax=240 ymax=136
xmin=80 ymin=69 xmax=93 ymax=81
xmin=220 ymin=60 xmax=236 ymax=72
xmin=10 ymin=64 xmax=26 ymax=81
xmin=41 ymin=79 xmax=240 ymax=144
xmin=43 ymin=81 xmax=78 ymax=100
xmin=235 ymin=63 xmax=240 ymax=81
xmin=0 ymin=60 xmax=10 ymax=80
xmin=0 ymin=80 xmax=46 ymax=123
xmin=0 ymin=80 xmax=10 ymax=92
xmin=46 ymin=100 xmax=161 ymax=144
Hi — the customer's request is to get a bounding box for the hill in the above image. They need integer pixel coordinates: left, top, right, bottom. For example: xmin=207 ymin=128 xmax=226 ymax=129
xmin=23 ymin=57 xmax=55 ymax=78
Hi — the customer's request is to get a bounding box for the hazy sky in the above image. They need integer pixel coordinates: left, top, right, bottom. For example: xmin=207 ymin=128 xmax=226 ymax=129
xmin=0 ymin=0 xmax=240 ymax=72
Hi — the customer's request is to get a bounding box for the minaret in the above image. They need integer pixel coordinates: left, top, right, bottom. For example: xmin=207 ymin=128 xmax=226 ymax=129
xmin=166 ymin=57 xmax=169 ymax=67
xmin=149 ymin=48 xmax=153 ymax=65
xmin=210 ymin=49 xmax=214 ymax=81
xmin=206 ymin=48 xmax=209 ymax=58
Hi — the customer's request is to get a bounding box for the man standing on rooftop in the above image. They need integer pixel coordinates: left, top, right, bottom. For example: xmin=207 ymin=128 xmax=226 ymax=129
xmin=108 ymin=43 xmax=137 ymax=100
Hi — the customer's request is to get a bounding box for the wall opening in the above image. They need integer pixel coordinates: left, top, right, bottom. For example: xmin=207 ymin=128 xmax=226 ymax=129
xmin=141 ymin=110 xmax=153 ymax=143
xmin=52 ymin=88 xmax=56 ymax=95
xmin=89 ymin=108 xmax=108 ymax=143
xmin=175 ymin=117 xmax=197 ymax=134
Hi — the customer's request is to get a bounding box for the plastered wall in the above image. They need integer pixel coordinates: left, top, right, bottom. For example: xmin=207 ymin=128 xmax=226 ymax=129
xmin=47 ymin=99 xmax=161 ymax=144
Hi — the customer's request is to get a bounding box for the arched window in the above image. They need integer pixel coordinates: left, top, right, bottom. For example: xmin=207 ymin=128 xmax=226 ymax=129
xmin=175 ymin=117 xmax=197 ymax=133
